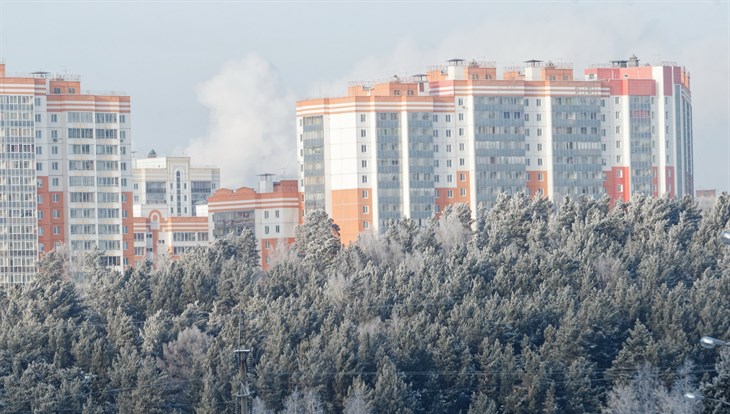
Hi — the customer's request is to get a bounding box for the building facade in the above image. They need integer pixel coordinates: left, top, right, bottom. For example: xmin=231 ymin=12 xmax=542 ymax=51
xmin=0 ymin=63 xmax=132 ymax=284
xmin=296 ymin=56 xmax=693 ymax=243
xmin=207 ymin=175 xmax=302 ymax=268
xmin=131 ymin=153 xmax=219 ymax=265
xmin=132 ymin=152 xmax=220 ymax=218
xmin=131 ymin=212 xmax=209 ymax=265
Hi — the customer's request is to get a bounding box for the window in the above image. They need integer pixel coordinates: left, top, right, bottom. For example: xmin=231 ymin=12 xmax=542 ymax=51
xmin=537 ymin=128 xmax=542 ymax=137
xmin=360 ymin=114 xmax=366 ymax=122
xmin=361 ymin=160 xmax=367 ymax=168
xmin=446 ymin=144 xmax=452 ymax=152
xmin=264 ymin=211 xmax=269 ymax=219
xmin=52 ymin=194 xmax=59 ymax=203
xmin=537 ymin=158 xmax=543 ymax=166
xmin=362 ymin=190 xmax=368 ymax=199
xmin=458 ymin=128 xmax=464 ymax=136
xmin=536 ymin=99 xmax=541 ymax=107
xmin=445 ymin=114 xmax=451 ymax=122
xmin=538 ymin=173 xmax=544 ymax=181
xmin=360 ymin=129 xmax=366 ymax=137
xmin=361 ymin=175 xmax=367 ymax=184
xmin=50 ymin=114 xmax=58 ymax=123
xmin=264 ymin=226 xmax=269 ymax=235
xmin=458 ymin=113 xmax=464 ymax=121
xmin=617 ymin=184 xmax=624 ymax=193
xmin=361 ymin=145 xmax=367 ymax=153
xmin=275 ymin=210 xmax=280 ymax=218
xmin=459 ymin=173 xmax=466 ymax=181
xmin=53 ymin=226 xmax=59 ymax=235
xmin=363 ymin=205 xmax=369 ymax=214
xmin=537 ymin=143 xmax=542 ymax=151
xmin=617 ymin=169 xmax=623 ymax=178
xmin=53 ymin=210 xmax=59 ymax=219
xmin=460 ymin=188 xmax=466 ymax=197
xmin=447 ymin=189 xmax=453 ymax=198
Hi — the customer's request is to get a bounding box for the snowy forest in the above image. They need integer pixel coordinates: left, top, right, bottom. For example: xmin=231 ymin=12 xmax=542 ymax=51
xmin=1 ymin=193 xmax=729 ymax=413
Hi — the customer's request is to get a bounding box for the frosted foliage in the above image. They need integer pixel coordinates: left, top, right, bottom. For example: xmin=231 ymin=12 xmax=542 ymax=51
xmin=0 ymin=195 xmax=728 ymax=412
xmin=281 ymin=389 xmax=324 ymax=414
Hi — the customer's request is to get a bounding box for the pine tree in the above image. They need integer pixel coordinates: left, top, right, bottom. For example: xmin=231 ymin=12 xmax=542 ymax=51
xmin=295 ymin=209 xmax=341 ymax=271
xmin=373 ymin=357 xmax=413 ymax=414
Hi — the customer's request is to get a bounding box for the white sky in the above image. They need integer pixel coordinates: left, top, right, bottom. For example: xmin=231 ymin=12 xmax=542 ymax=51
xmin=1 ymin=1 xmax=728 ymax=192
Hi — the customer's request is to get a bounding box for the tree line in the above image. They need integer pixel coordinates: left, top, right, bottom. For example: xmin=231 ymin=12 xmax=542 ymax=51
xmin=0 ymin=193 xmax=729 ymax=413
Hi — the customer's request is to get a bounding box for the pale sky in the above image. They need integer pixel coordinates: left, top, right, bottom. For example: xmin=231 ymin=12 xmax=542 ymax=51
xmin=1 ymin=0 xmax=728 ymax=192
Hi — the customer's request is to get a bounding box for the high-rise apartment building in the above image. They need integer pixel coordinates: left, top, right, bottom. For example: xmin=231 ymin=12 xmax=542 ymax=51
xmin=296 ymin=56 xmax=693 ymax=243
xmin=0 ymin=64 xmax=38 ymax=282
xmin=131 ymin=152 xmax=220 ymax=265
xmin=0 ymin=63 xmax=132 ymax=284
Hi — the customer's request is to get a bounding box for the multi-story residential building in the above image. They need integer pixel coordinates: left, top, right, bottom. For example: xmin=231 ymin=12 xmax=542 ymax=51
xmin=132 ymin=151 xmax=220 ymax=218
xmin=207 ymin=174 xmax=302 ymax=268
xmin=0 ymin=62 xmax=132 ymax=284
xmin=131 ymin=173 xmax=299 ymax=269
xmin=296 ymin=56 xmax=693 ymax=243
xmin=0 ymin=64 xmax=38 ymax=283
xmin=131 ymin=152 xmax=219 ymax=265
xmin=131 ymin=213 xmax=209 ymax=265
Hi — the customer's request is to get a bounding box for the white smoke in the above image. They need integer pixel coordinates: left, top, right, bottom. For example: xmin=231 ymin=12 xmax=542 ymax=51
xmin=186 ymin=55 xmax=297 ymax=189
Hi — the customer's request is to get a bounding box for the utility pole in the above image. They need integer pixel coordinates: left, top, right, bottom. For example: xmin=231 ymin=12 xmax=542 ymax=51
xmin=234 ymin=311 xmax=252 ymax=414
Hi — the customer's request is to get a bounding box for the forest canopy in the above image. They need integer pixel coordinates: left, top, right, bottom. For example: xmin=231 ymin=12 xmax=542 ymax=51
xmin=1 ymin=193 xmax=729 ymax=413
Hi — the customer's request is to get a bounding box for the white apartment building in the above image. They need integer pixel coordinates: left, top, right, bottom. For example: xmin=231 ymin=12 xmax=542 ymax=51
xmin=0 ymin=62 xmax=133 ymax=284
xmin=296 ymin=56 xmax=693 ymax=244
xmin=130 ymin=153 xmax=219 ymax=265
xmin=132 ymin=152 xmax=220 ymax=218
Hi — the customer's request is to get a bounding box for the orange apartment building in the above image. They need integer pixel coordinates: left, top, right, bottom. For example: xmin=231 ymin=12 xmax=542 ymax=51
xmin=207 ymin=175 xmax=302 ymax=269
xmin=0 ymin=62 xmax=132 ymax=284
xmin=296 ymin=56 xmax=693 ymax=244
